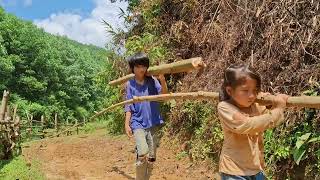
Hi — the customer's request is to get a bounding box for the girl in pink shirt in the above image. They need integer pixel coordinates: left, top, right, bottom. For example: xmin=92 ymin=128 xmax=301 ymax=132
xmin=218 ymin=64 xmax=289 ymax=180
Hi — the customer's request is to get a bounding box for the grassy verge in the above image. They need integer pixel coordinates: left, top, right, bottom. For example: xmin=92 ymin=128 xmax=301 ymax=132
xmin=0 ymin=156 xmax=45 ymax=180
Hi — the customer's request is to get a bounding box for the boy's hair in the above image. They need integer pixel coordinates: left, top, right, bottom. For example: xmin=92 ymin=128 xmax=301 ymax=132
xmin=219 ymin=64 xmax=261 ymax=101
xmin=126 ymin=52 xmax=150 ymax=73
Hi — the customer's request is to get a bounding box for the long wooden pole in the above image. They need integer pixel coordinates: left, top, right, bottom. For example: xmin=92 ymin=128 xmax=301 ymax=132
xmin=90 ymin=91 xmax=320 ymax=120
xmin=255 ymin=94 xmax=320 ymax=108
xmin=109 ymin=57 xmax=205 ymax=86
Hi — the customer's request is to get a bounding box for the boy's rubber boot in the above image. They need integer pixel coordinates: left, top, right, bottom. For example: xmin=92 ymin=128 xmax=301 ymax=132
xmin=136 ymin=159 xmax=147 ymax=180
xmin=145 ymin=161 xmax=154 ymax=180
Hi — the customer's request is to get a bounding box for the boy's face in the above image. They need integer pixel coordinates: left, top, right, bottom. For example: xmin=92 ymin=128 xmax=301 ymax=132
xmin=133 ymin=65 xmax=147 ymax=79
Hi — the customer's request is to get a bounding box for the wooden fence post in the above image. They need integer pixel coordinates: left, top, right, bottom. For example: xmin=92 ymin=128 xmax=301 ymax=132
xmin=0 ymin=90 xmax=9 ymax=121
xmin=76 ymin=119 xmax=79 ymax=135
xmin=5 ymin=105 xmax=11 ymax=121
xmin=29 ymin=114 xmax=33 ymax=137
xmin=0 ymin=91 xmax=9 ymax=134
xmin=41 ymin=115 xmax=45 ymax=138
xmin=41 ymin=115 xmax=44 ymax=127
xmin=54 ymin=113 xmax=58 ymax=133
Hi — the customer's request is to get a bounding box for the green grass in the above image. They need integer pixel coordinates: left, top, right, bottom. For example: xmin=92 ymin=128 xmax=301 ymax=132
xmin=175 ymin=151 xmax=188 ymax=160
xmin=80 ymin=120 xmax=109 ymax=134
xmin=0 ymin=156 xmax=45 ymax=180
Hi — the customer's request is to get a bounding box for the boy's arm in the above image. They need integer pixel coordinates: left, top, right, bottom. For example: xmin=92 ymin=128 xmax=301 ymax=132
xmin=124 ymin=82 xmax=133 ymax=138
xmin=125 ymin=111 xmax=133 ymax=138
xmin=157 ymin=74 xmax=168 ymax=94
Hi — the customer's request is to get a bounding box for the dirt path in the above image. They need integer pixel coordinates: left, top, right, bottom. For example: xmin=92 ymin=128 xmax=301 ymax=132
xmin=22 ymin=130 xmax=219 ymax=180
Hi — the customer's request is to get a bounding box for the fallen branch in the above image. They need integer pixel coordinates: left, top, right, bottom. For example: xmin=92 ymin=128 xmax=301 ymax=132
xmin=109 ymin=57 xmax=205 ymax=86
xmin=90 ymin=91 xmax=320 ymax=120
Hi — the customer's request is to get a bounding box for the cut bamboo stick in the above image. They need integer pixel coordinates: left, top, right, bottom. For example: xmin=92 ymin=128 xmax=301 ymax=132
xmin=90 ymin=91 xmax=320 ymax=120
xmin=5 ymin=105 xmax=11 ymax=120
xmin=0 ymin=90 xmax=9 ymax=121
xmin=14 ymin=116 xmax=20 ymax=126
xmin=13 ymin=105 xmax=17 ymax=122
xmin=109 ymin=57 xmax=205 ymax=86
xmin=255 ymin=94 xmax=320 ymax=108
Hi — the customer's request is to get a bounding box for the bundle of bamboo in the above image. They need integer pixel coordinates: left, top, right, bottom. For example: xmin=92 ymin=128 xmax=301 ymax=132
xmin=109 ymin=57 xmax=205 ymax=86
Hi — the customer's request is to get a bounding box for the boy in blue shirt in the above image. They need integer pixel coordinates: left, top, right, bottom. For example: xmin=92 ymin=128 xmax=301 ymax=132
xmin=124 ymin=52 xmax=168 ymax=180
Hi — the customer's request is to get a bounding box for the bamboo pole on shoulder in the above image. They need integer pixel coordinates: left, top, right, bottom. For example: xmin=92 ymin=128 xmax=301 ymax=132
xmin=90 ymin=91 xmax=320 ymax=120
xmin=89 ymin=91 xmax=219 ymax=120
xmin=109 ymin=57 xmax=205 ymax=86
xmin=255 ymin=94 xmax=320 ymax=108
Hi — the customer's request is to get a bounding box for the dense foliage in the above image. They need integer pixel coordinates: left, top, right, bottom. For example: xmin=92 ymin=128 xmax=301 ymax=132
xmin=0 ymin=7 xmax=109 ymax=123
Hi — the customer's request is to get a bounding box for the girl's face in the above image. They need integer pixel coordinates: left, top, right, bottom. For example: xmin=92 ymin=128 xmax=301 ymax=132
xmin=133 ymin=65 xmax=147 ymax=79
xmin=226 ymin=76 xmax=258 ymax=108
